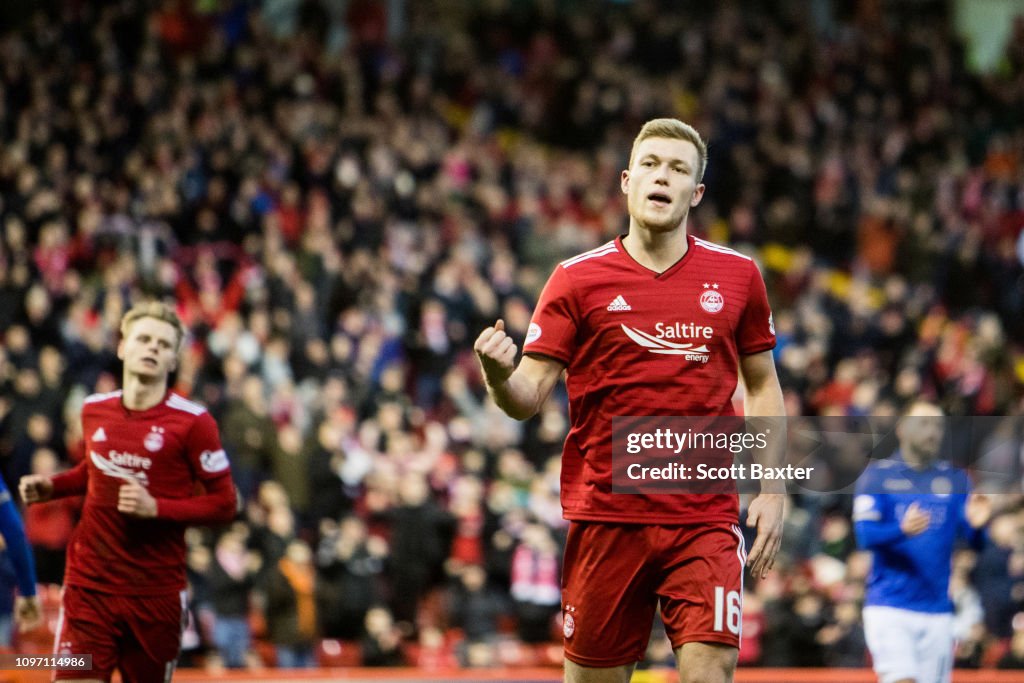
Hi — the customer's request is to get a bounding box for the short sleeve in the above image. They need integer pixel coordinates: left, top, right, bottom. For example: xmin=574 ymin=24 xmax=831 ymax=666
xmin=737 ymin=260 xmax=776 ymax=355
xmin=185 ymin=412 xmax=232 ymax=482
xmin=523 ymin=264 xmax=579 ymax=366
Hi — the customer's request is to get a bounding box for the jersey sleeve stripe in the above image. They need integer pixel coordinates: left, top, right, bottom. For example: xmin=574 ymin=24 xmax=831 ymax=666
xmin=693 ymin=238 xmax=752 ymax=261
xmin=83 ymin=390 xmax=123 ymax=404
xmin=560 ymin=243 xmax=618 ymax=268
xmin=561 ymin=240 xmax=616 ymax=261
xmin=165 ymin=395 xmax=207 ymax=415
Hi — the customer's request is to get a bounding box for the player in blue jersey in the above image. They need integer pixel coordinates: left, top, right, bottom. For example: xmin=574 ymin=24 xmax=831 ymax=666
xmin=853 ymin=400 xmax=991 ymax=683
xmin=0 ymin=477 xmax=41 ymax=633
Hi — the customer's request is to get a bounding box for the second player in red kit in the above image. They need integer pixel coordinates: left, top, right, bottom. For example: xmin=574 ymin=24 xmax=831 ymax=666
xmin=475 ymin=119 xmax=785 ymax=683
xmin=21 ymin=302 xmax=237 ymax=683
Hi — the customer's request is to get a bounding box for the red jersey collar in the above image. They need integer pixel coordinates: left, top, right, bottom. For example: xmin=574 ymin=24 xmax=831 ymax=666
xmin=615 ymin=233 xmax=695 ymax=279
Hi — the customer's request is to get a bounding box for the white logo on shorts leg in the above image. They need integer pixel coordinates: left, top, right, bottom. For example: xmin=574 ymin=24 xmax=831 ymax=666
xmin=700 ymin=283 xmax=724 ymax=313
xmin=525 ymin=322 xmax=542 ymax=345
xmin=144 ymin=426 xmax=165 ymax=452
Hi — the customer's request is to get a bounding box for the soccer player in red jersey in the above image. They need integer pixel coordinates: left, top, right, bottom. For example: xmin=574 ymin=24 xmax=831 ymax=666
xmin=475 ymin=119 xmax=785 ymax=683
xmin=19 ymin=302 xmax=237 ymax=683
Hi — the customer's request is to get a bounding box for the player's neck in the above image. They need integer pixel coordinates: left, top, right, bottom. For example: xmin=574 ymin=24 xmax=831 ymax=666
xmin=121 ymin=375 xmax=169 ymax=411
xmin=901 ymin=449 xmax=932 ymax=471
xmin=622 ymin=223 xmax=688 ymax=273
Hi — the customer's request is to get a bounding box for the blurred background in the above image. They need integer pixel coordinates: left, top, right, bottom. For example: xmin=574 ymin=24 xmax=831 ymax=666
xmin=1 ymin=0 xmax=1024 ymax=675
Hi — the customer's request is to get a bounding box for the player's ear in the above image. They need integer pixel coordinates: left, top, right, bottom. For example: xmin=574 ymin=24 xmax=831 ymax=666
xmin=621 ymin=169 xmax=630 ymax=195
xmin=690 ymin=183 xmax=705 ymax=207
xmin=116 ymin=340 xmax=126 ymax=361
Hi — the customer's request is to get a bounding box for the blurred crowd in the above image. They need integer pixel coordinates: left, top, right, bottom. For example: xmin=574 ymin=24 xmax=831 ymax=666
xmin=2 ymin=0 xmax=1024 ymax=671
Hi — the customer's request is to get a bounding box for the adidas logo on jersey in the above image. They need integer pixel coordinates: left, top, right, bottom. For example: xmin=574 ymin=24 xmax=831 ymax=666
xmin=607 ymin=295 xmax=632 ymax=311
xmin=92 ymin=427 xmax=107 ymax=442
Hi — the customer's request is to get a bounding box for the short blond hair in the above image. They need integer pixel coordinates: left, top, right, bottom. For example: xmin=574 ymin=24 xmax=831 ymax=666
xmin=629 ymin=118 xmax=708 ymax=181
xmin=120 ymin=301 xmax=185 ymax=352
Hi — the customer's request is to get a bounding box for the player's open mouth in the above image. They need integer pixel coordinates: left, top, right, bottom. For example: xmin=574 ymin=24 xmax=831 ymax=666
xmin=142 ymin=357 xmax=157 ymax=366
xmin=647 ymin=192 xmax=671 ymax=207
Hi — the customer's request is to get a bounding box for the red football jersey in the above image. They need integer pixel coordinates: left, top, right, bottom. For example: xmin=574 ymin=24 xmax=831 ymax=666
xmin=523 ymin=235 xmax=776 ymax=524
xmin=65 ymin=390 xmax=232 ymax=595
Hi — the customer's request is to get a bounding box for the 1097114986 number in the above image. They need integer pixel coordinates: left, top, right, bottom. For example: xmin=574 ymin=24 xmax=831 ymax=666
xmin=1 ymin=655 xmax=92 ymax=669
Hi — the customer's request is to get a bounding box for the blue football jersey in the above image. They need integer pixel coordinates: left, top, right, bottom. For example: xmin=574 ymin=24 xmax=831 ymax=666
xmin=0 ymin=476 xmax=37 ymax=597
xmin=853 ymin=452 xmax=984 ymax=614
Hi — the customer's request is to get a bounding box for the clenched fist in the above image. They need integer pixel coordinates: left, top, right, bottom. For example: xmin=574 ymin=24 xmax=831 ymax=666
xmin=14 ymin=595 xmax=41 ymax=632
xmin=19 ymin=475 xmax=54 ymax=505
xmin=118 ymin=477 xmax=158 ymax=518
xmin=474 ymin=319 xmax=518 ymax=386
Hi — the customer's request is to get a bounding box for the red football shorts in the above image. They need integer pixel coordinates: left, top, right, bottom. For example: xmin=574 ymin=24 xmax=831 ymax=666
xmin=561 ymin=521 xmax=747 ymax=668
xmin=53 ymin=585 xmax=188 ymax=682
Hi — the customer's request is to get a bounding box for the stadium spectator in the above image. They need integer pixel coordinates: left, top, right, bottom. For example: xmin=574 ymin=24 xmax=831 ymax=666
xmin=509 ymin=522 xmax=561 ymax=644
xmin=220 ymin=374 xmax=278 ymax=501
xmin=361 ymin=605 xmax=406 ymax=667
xmin=207 ymin=525 xmax=260 ymax=669
xmin=258 ymin=538 xmax=319 ymax=668
xmin=381 ymin=472 xmax=454 ymax=629
xmin=316 ymin=514 xmax=386 ymax=640
xmin=448 ymin=563 xmax=509 ymax=644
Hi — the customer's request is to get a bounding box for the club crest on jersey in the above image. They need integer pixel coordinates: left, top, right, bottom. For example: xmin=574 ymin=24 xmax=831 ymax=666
xmin=700 ymin=283 xmax=724 ymax=314
xmin=144 ymin=426 xmax=165 ymax=452
xmin=563 ymin=605 xmax=577 ymax=639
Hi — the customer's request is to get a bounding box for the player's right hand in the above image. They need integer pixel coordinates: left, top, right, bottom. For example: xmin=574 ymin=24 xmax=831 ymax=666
xmin=18 ymin=475 xmax=54 ymax=505
xmin=14 ymin=595 xmax=42 ymax=633
xmin=474 ymin=319 xmax=517 ymax=385
xmin=900 ymin=501 xmax=931 ymax=536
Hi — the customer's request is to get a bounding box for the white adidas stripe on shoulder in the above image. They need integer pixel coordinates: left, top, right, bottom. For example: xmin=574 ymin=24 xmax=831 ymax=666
xmin=83 ymin=390 xmax=123 ymax=405
xmin=560 ymin=241 xmax=618 ymax=268
xmin=166 ymin=394 xmax=207 ymax=416
xmin=694 ymin=238 xmax=752 ymax=261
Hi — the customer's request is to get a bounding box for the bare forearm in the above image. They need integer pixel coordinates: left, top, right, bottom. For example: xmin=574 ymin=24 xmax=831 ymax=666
xmin=486 ymin=369 xmax=544 ymax=420
xmin=475 ymin=323 xmax=563 ymax=421
xmin=745 ymin=381 xmax=786 ymax=493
